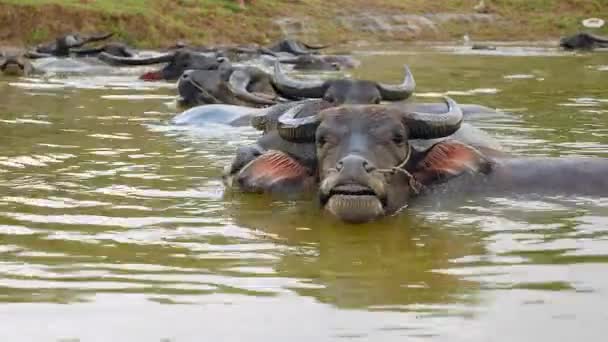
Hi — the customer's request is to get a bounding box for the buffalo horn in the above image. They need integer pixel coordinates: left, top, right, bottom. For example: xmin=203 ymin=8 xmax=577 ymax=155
xmin=302 ymin=42 xmax=330 ymax=50
xmin=82 ymin=32 xmax=114 ymax=45
xmin=398 ymin=96 xmax=463 ymax=140
xmin=24 ymin=51 xmax=52 ymax=59
xmin=228 ymin=70 xmax=277 ymax=106
xmin=272 ymin=61 xmax=327 ymax=99
xmin=98 ymin=51 xmax=175 ymax=66
xmin=376 ymin=65 xmax=416 ymax=101
xmin=276 ymin=102 xmax=324 ymax=142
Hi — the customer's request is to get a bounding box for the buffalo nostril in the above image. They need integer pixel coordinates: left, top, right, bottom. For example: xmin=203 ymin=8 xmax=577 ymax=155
xmin=336 ymin=161 xmax=344 ymax=171
xmin=363 ymin=161 xmax=375 ymax=172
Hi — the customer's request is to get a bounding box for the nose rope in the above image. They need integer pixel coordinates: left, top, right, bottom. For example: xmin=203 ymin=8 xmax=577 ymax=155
xmin=376 ymin=144 xmax=424 ymax=195
xmin=184 ymin=75 xmax=222 ymax=103
xmin=327 ymin=145 xmax=424 ymax=195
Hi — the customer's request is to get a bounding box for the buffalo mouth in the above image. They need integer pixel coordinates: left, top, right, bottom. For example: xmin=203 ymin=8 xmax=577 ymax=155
xmin=321 ymin=184 xmax=386 ymax=223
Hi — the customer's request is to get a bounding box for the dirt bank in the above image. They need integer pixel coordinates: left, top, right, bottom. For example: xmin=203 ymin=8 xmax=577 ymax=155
xmin=0 ymin=0 xmax=606 ymax=48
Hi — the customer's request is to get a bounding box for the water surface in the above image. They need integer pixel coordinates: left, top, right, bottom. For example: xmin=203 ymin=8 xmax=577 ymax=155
xmin=1 ymin=45 xmax=607 ymax=341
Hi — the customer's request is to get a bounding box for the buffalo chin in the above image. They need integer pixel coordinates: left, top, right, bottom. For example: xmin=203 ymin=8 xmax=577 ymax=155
xmin=323 ymin=184 xmax=386 ymax=223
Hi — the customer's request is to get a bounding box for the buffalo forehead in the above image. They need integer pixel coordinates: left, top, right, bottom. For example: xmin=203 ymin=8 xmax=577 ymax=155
xmin=321 ymin=106 xmax=403 ymax=128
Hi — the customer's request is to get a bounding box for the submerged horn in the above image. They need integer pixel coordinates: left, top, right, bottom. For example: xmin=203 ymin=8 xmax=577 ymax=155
xmin=272 ymin=61 xmax=327 ymax=99
xmin=98 ymin=51 xmax=175 ymax=66
xmin=376 ymin=65 xmax=416 ymax=101
xmin=398 ymin=96 xmax=463 ymax=140
xmin=228 ymin=70 xmax=277 ymax=106
xmin=276 ymin=102 xmax=324 ymax=142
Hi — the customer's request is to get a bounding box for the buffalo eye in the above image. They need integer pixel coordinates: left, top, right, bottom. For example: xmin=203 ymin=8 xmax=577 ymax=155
xmin=323 ymin=95 xmax=335 ymax=104
xmin=392 ymin=132 xmax=405 ymax=145
xmin=317 ymin=134 xmax=327 ymax=148
xmin=374 ymin=97 xmax=381 ymax=104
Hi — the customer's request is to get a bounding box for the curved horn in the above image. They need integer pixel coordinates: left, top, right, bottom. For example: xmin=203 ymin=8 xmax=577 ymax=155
xmin=71 ymin=46 xmax=105 ymax=57
xmin=272 ymin=61 xmax=327 ymax=99
xmin=285 ymin=40 xmax=314 ymax=55
xmin=24 ymin=51 xmax=52 ymax=59
xmin=228 ymin=70 xmax=277 ymax=106
xmin=98 ymin=51 xmax=175 ymax=66
xmin=250 ymin=102 xmax=296 ymax=131
xmin=589 ymin=33 xmax=608 ymax=43
xmin=251 ymin=99 xmax=323 ymax=132
xmin=258 ymin=47 xmax=279 ymax=57
xmin=302 ymin=42 xmax=330 ymax=50
xmin=276 ymin=102 xmax=325 ymax=142
xmin=398 ymin=96 xmax=463 ymax=140
xmin=376 ymin=65 xmax=416 ymax=101
xmin=82 ymin=32 xmax=114 ymax=45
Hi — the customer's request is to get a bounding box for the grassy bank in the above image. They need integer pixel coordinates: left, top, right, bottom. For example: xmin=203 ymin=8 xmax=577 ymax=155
xmin=0 ymin=0 xmax=607 ymax=47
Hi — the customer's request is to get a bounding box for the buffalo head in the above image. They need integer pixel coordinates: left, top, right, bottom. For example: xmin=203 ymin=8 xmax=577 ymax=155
xmin=177 ymin=59 xmax=278 ymax=107
xmin=98 ymin=48 xmax=222 ymax=81
xmin=37 ymin=32 xmax=114 ymax=57
xmin=275 ymin=97 xmax=462 ymax=223
xmin=272 ymin=61 xmax=415 ymax=104
xmin=0 ymin=49 xmax=32 ymax=76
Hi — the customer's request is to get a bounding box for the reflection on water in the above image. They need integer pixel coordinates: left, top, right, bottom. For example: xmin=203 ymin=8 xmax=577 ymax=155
xmin=0 ymin=46 xmax=607 ymax=341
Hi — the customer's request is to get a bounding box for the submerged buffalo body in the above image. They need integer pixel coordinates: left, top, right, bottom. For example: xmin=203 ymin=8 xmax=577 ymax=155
xmin=227 ymin=98 xmax=608 ymax=223
xmin=560 ymin=32 xmax=608 ymax=50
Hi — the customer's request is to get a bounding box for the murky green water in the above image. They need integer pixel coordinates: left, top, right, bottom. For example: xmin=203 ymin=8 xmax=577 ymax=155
xmin=1 ymin=46 xmax=607 ymax=341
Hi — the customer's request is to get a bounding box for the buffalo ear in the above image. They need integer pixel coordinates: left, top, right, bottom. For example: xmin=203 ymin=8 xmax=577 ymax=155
xmin=234 ymin=150 xmax=315 ymax=194
xmin=412 ymin=140 xmax=492 ymax=185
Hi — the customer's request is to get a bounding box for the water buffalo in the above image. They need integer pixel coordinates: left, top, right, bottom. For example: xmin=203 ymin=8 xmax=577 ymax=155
xmin=277 ymin=54 xmax=360 ymax=71
xmin=98 ymin=48 xmax=222 ymax=81
xmin=177 ymin=58 xmax=279 ymax=107
xmin=560 ymin=32 xmax=608 ymax=50
xmin=0 ymin=49 xmax=34 ymax=76
xmin=267 ymin=39 xmax=329 ymax=56
xmin=36 ymin=32 xmax=114 ymax=57
xmin=228 ymin=98 xmax=608 ymax=223
xmin=71 ymin=42 xmax=137 ymax=58
xmin=272 ymin=61 xmax=415 ymax=103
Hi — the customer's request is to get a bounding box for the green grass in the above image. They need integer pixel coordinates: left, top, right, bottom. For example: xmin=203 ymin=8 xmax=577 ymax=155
xmin=0 ymin=0 xmax=153 ymax=14
xmin=1 ymin=0 xmax=607 ymax=47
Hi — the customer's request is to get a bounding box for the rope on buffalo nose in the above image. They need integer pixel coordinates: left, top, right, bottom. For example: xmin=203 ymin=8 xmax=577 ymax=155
xmin=377 ymin=144 xmax=425 ymax=195
xmin=182 ymin=73 xmax=222 ymax=103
